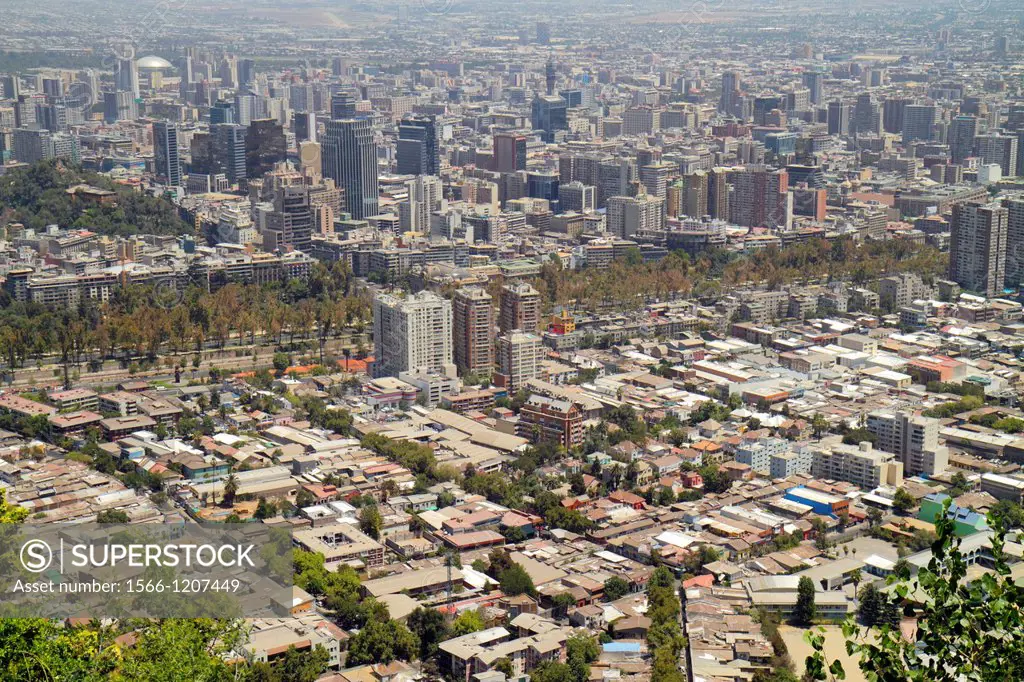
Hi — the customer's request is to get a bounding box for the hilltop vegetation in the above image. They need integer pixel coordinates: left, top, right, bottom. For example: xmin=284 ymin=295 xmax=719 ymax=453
xmin=0 ymin=160 xmax=191 ymax=236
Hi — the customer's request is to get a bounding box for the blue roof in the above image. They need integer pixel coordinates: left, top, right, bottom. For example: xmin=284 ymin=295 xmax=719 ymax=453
xmin=603 ymin=642 xmax=641 ymax=653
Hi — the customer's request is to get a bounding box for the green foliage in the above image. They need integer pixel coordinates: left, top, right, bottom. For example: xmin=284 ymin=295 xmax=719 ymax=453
xmin=499 ymin=562 xmax=537 ymax=597
xmin=97 ymin=509 xmax=129 ymax=523
xmin=450 ymin=609 xmax=486 ymax=637
xmin=358 ymin=504 xmax=383 ymax=539
xmin=566 ymin=633 xmax=599 ymax=682
xmin=806 ymin=498 xmax=1024 ymax=681
xmin=893 ymin=487 xmax=916 ymax=514
xmin=530 ymin=661 xmax=575 ymax=682
xmin=841 ymin=427 xmax=876 ymax=446
xmin=346 ymin=618 xmax=419 ymax=666
xmin=793 ymin=576 xmax=816 ymax=626
xmin=604 ymin=575 xmax=630 ymax=601
xmin=407 ymin=607 xmax=449 ymax=661
xmin=925 ymin=381 xmax=985 ymax=398
xmin=544 ymin=505 xmax=595 ymax=533
xmin=699 ymin=464 xmax=731 ymax=494
xmin=922 ymin=395 xmax=984 ymax=419
xmin=0 ymin=160 xmax=191 ymax=236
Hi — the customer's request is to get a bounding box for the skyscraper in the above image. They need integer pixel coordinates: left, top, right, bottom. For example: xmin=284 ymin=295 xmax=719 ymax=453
xmin=801 ymin=71 xmax=824 ymax=105
xmin=212 ymin=123 xmax=247 ymax=184
xmin=372 ymin=291 xmax=454 ymax=379
xmin=244 ymin=118 xmax=287 ymax=179
xmin=948 ymin=115 xmax=978 ymax=164
xmin=493 ymin=132 xmax=527 ymax=173
xmin=396 ymin=115 xmax=440 ymax=176
xmin=453 ymin=287 xmax=494 ymax=375
xmin=262 ymin=185 xmax=313 ymax=253
xmin=1003 ymin=197 xmax=1024 ymax=289
xmin=152 ymin=121 xmax=181 ymax=187
xmin=294 ymin=111 xmax=316 ymax=144
xmin=730 ymin=167 xmax=791 ymax=229
xmin=719 ymin=71 xmax=742 ymax=114
xmin=606 ymin=193 xmax=665 ymax=238
xmin=103 ymin=90 xmax=137 ymax=123
xmin=902 ymin=104 xmax=937 ymax=143
xmin=330 ymin=89 xmax=357 ymax=120
xmin=499 ymin=282 xmax=541 ymax=334
xmin=882 ymin=98 xmax=909 ymax=134
xmin=322 ymin=118 xmax=379 ymax=220
xmin=975 ymin=133 xmax=1019 ymax=176
xmin=867 ymin=411 xmax=948 ymax=477
xmin=115 ymin=50 xmax=140 ymax=98
xmin=496 ymin=331 xmax=543 ymax=392
xmin=531 ymin=95 xmax=567 ymax=143
xmin=853 ymin=94 xmax=881 ymax=135
xmin=399 ymin=175 xmax=443 ymax=233
xmin=827 ymin=100 xmax=849 ymax=136
xmin=949 ymin=201 xmax=1008 ymax=298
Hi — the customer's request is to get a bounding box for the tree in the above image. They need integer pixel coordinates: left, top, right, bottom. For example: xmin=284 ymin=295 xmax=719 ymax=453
xmin=566 ymin=633 xmax=599 ymax=682
xmin=407 ymin=607 xmax=449 ymax=661
xmin=346 ymin=619 xmax=419 ymax=666
xmin=222 ymin=474 xmax=239 ymax=506
xmin=499 ymin=562 xmax=537 ymax=597
xmin=531 ymin=661 xmax=575 ymax=682
xmin=604 ymin=576 xmax=630 ymax=601
xmin=793 ymin=576 xmax=816 ymax=626
xmin=97 ymin=509 xmax=129 ymax=523
xmin=948 ymin=471 xmax=971 ymax=496
xmin=272 ymin=352 xmax=291 ymax=374
xmin=255 ymin=498 xmax=278 ymax=520
xmin=450 ymin=609 xmax=486 ymax=637
xmin=552 ymin=592 xmax=577 ymax=619
xmin=359 ymin=504 xmax=383 ymax=539
xmin=857 ymin=582 xmax=882 ymax=626
xmin=806 ymin=498 xmax=1024 ymax=681
xmin=893 ymin=487 xmax=916 ymax=514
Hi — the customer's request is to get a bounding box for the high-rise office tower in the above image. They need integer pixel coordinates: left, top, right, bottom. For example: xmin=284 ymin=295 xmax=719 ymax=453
xmin=801 ymin=71 xmax=824 ymax=105
xmin=853 ymin=94 xmax=881 ymax=135
xmin=453 ymin=287 xmax=494 ymax=375
xmin=210 ymin=100 xmax=235 ymax=125
xmin=115 ymin=46 xmax=139 ymax=98
xmin=330 ymin=89 xmax=357 ymax=120
xmin=234 ymin=93 xmax=254 ymax=126
xmin=104 ymin=90 xmax=138 ymax=123
xmin=949 ymin=115 xmax=978 ymax=164
xmin=558 ymin=181 xmax=595 ymax=213
xmin=606 ymin=193 xmax=665 ymax=238
xmin=294 ymin=111 xmax=316 ymax=144
xmin=902 ymin=104 xmax=937 ymax=143
xmin=719 ymin=71 xmax=742 ymax=114
xmin=683 ymin=171 xmax=709 ymax=218
xmin=975 ymin=133 xmax=1019 ymax=176
xmin=639 ymin=162 xmax=673 ymax=205
xmin=1 ymin=74 xmax=19 ymax=100
xmin=499 ymin=282 xmax=541 ymax=333
xmin=1004 ymin=198 xmax=1024 ymax=289
xmin=493 ymin=132 xmax=527 ymax=173
xmin=708 ymin=168 xmax=729 ymax=221
xmin=867 ymin=411 xmax=948 ymax=477
xmin=949 ymin=201 xmax=1008 ymax=298
xmin=262 ymin=184 xmax=313 ymax=253
xmin=372 ymin=291 xmax=454 ymax=379
xmin=396 ymin=115 xmax=440 ymax=176
xmin=545 ymin=58 xmax=556 ymax=96
xmin=212 ymin=123 xmax=247 ymax=184
xmin=495 ymin=331 xmax=543 ymax=393
xmin=531 ymin=95 xmax=567 ymax=143
xmin=152 ymin=121 xmax=181 ymax=187
xmin=493 ymin=130 xmax=528 ymax=173
xmin=882 ymin=98 xmax=909 ymax=134
xmin=399 ymin=175 xmax=443 ymax=233
xmin=536 ymin=22 xmax=551 ymax=45
xmin=244 ymin=119 xmax=287 ymax=179
xmin=827 ymin=100 xmax=849 ymax=136
xmin=730 ymin=167 xmax=791 ymax=229
xmin=238 ymin=59 xmax=256 ymax=89
xmin=526 ymin=171 xmax=560 ymax=205
xmin=322 ymin=118 xmax=378 ymax=220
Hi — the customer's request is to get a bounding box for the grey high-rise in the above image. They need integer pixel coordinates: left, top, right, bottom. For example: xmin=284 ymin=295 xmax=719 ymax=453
xmin=949 ymin=201 xmax=1008 ymax=298
xmin=396 ymin=115 xmax=440 ymax=176
xmin=322 ymin=118 xmax=379 ymax=220
xmin=153 ymin=121 xmax=181 ymax=187
xmin=949 ymin=115 xmax=978 ymax=164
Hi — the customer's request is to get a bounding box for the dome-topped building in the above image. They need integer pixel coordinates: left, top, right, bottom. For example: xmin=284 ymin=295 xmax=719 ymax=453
xmin=137 ymin=55 xmax=173 ymax=71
